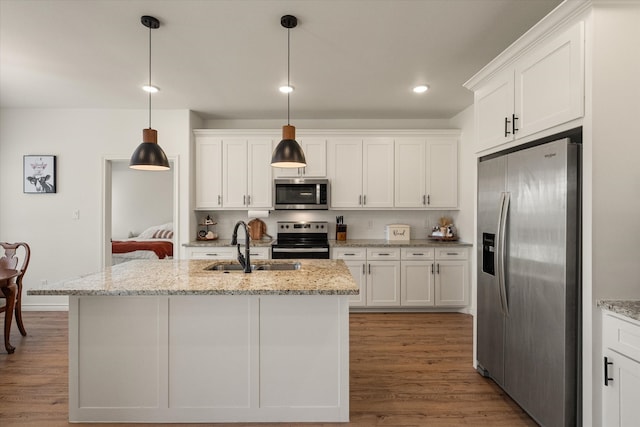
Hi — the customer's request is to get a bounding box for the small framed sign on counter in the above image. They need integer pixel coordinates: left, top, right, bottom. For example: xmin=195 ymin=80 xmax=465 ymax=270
xmin=24 ymin=155 xmax=56 ymax=193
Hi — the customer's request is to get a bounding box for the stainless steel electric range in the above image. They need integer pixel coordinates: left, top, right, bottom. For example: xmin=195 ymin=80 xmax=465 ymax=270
xmin=270 ymin=221 xmax=330 ymax=259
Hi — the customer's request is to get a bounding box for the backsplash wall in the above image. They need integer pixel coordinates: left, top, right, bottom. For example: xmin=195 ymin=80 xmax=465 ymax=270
xmin=194 ymin=210 xmax=464 ymax=242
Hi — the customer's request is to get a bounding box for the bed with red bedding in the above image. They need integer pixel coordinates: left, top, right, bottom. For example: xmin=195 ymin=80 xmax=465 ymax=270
xmin=111 ymin=238 xmax=173 ymax=264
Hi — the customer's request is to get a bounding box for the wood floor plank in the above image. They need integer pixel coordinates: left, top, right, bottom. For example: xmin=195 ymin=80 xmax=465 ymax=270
xmin=0 ymin=311 xmax=536 ymax=426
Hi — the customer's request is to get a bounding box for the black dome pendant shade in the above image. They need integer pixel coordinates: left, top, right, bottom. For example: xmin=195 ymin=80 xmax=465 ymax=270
xmin=130 ymin=128 xmax=170 ymax=171
xmin=130 ymin=15 xmax=170 ymax=171
xmin=271 ymin=15 xmax=306 ymax=168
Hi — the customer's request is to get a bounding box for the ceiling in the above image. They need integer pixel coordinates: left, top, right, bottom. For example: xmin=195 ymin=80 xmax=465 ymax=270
xmin=0 ymin=0 xmax=563 ymax=121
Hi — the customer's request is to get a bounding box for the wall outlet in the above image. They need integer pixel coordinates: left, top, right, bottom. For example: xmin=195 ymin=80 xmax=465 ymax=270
xmin=72 ymin=209 xmax=80 ymax=220
xmin=41 ymin=279 xmax=48 ymax=285
xmin=368 ymin=220 xmax=374 ymax=230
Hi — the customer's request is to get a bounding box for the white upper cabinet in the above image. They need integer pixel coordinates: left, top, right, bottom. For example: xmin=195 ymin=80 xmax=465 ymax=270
xmin=274 ymin=137 xmax=327 ymax=178
xmin=194 ymin=131 xmax=273 ymax=210
xmin=470 ymin=21 xmax=584 ymax=153
xmin=327 ymin=137 xmax=394 ymax=209
xmin=514 ymin=21 xmax=584 ymax=139
xmin=395 ymin=136 xmax=458 ymax=209
xmin=195 ymin=136 xmax=223 ymax=209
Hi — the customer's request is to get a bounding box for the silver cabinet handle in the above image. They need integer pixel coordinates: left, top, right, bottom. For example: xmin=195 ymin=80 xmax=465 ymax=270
xmin=362 ymin=264 xmax=365 ymax=275
xmin=344 ymin=253 xmax=356 ymax=256
xmin=422 ymin=195 xmax=426 ymax=205
xmin=218 ymin=195 xmax=221 ymax=205
xmin=363 ymin=195 xmax=367 ymax=205
xmin=436 ymin=264 xmax=440 ymax=274
xmin=359 ymin=195 xmax=362 ymax=205
xmin=368 ymin=264 xmax=371 ymax=274
xmin=447 ymin=252 xmax=459 ymax=256
xmin=247 ymin=195 xmax=251 ymax=205
xmin=378 ymin=253 xmax=390 ymax=256
xmin=243 ymin=195 xmax=246 ymax=205
xmin=427 ymin=194 xmax=430 ymax=205
xmin=412 ymin=253 xmax=424 ymax=256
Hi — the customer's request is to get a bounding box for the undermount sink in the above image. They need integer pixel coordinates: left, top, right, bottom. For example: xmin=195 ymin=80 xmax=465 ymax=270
xmin=205 ymin=262 xmax=302 ymax=272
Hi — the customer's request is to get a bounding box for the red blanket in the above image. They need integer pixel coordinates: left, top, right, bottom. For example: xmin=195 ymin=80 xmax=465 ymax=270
xmin=111 ymin=240 xmax=173 ymax=259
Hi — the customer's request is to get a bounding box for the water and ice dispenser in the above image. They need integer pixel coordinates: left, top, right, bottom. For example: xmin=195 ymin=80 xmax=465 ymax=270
xmin=482 ymin=233 xmax=495 ymax=276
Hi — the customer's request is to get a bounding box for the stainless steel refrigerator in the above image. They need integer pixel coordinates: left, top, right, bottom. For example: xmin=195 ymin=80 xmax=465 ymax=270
xmin=477 ymin=137 xmax=581 ymax=427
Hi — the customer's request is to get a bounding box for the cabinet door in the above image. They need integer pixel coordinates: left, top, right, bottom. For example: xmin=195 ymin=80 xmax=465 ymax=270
xmin=426 ymin=137 xmax=458 ymax=208
xmin=345 ymin=261 xmax=366 ymax=307
xmin=435 ymin=260 xmax=469 ymax=306
xmin=275 ymin=138 xmax=327 ymax=178
xmin=400 ymin=261 xmax=434 ymax=306
xmin=366 ymin=261 xmax=400 ymax=306
xmin=222 ymin=139 xmax=248 ymax=208
xmin=327 ymin=138 xmax=363 ymax=208
xmin=195 ymin=137 xmax=222 ymax=209
xmin=247 ymin=139 xmax=273 ymax=208
xmin=603 ymin=350 xmax=640 ymax=427
xmin=362 ymin=138 xmax=394 ymax=208
xmin=474 ymin=69 xmax=515 ymax=152
xmin=394 ymin=138 xmax=426 ymax=208
xmin=515 ymin=21 xmax=584 ymax=139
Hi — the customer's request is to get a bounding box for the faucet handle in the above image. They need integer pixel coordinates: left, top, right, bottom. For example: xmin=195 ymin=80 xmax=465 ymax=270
xmin=236 ymin=244 xmax=246 ymax=268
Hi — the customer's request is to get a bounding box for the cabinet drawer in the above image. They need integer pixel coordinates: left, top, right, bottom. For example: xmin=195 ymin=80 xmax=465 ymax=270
xmin=187 ymin=247 xmax=236 ymax=260
xmin=333 ymin=247 xmax=366 ymax=260
xmin=248 ymin=247 xmax=270 ymax=260
xmin=366 ymin=248 xmax=400 ymax=260
xmin=401 ymin=248 xmax=435 ymax=260
xmin=603 ymin=312 xmax=640 ymax=363
xmin=435 ymin=248 xmax=468 ymax=260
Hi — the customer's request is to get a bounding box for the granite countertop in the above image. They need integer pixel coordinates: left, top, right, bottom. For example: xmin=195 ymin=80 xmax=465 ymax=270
xmin=27 ymin=259 xmax=359 ymax=297
xmin=185 ymin=238 xmax=471 ymax=248
xmin=597 ymin=299 xmax=640 ymax=322
xmin=185 ymin=239 xmax=273 ymax=248
xmin=330 ymin=239 xmax=472 ymax=248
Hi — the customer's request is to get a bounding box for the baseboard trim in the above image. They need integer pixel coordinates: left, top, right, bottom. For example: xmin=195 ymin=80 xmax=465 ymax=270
xmin=23 ymin=304 xmax=69 ymax=312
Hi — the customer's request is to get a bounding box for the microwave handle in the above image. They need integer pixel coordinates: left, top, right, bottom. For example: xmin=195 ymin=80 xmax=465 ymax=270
xmin=316 ymin=184 xmax=321 ymax=205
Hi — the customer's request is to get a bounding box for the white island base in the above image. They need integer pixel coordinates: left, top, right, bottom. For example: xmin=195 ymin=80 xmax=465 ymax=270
xmin=69 ymin=294 xmax=350 ymax=423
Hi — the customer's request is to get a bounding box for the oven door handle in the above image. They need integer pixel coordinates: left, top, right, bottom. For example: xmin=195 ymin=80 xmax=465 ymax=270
xmin=272 ymin=247 xmax=329 ymax=253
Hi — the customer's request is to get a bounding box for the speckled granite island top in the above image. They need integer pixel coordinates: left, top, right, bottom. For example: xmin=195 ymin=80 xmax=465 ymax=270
xmin=597 ymin=300 xmax=640 ymax=322
xmin=27 ymin=259 xmax=359 ymax=296
xmin=330 ymin=238 xmax=472 ymax=248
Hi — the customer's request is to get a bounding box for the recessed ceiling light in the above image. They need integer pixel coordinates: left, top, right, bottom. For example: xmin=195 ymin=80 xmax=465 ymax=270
xmin=279 ymin=85 xmax=294 ymax=93
xmin=142 ymin=85 xmax=160 ymax=93
xmin=413 ymin=85 xmax=429 ymax=94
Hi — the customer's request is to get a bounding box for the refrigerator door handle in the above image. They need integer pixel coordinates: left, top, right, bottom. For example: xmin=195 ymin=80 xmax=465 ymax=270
xmin=497 ymin=192 xmax=511 ymax=316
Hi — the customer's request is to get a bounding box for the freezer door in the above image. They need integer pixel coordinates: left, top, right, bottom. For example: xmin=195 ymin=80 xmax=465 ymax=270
xmin=476 ymin=155 xmax=507 ymax=386
xmin=503 ymin=138 xmax=579 ymax=427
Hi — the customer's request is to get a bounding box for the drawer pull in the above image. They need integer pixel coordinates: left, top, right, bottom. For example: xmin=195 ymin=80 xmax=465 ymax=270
xmin=344 ymin=253 xmax=356 ymax=256
xmin=447 ymin=252 xmax=459 ymax=256
xmin=604 ymin=357 xmax=614 ymax=386
xmin=412 ymin=253 xmax=425 ymax=256
xmin=206 ymin=253 xmax=219 ymax=256
xmin=378 ymin=253 xmax=390 ymax=256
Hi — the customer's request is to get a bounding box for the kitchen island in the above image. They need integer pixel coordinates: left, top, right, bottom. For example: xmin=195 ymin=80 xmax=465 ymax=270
xmin=28 ymin=259 xmax=358 ymax=423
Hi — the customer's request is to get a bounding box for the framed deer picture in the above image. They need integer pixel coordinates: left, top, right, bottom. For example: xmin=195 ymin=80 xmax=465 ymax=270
xmin=24 ymin=155 xmax=56 ymax=194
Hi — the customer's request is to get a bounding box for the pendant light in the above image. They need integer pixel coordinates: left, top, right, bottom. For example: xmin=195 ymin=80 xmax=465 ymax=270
xmin=271 ymin=15 xmax=306 ymax=168
xmin=130 ymin=15 xmax=170 ymax=171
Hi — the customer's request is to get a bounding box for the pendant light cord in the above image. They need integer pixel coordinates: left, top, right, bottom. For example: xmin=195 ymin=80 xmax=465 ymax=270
xmin=287 ymin=26 xmax=291 ymax=126
xmin=148 ymin=22 xmax=152 ymax=129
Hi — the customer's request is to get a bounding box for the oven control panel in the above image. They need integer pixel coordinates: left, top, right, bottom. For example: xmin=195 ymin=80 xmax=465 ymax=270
xmin=277 ymin=221 xmax=327 ymax=233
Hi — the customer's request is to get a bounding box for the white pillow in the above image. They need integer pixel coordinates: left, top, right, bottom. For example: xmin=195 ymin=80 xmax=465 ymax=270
xmin=138 ymin=222 xmax=173 ymax=239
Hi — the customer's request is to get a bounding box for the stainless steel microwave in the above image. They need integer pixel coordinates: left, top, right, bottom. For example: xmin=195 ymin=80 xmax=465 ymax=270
xmin=273 ymin=178 xmax=330 ymax=210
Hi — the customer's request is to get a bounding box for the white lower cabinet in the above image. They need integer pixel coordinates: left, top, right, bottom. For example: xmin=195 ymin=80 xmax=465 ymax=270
xmin=366 ymin=248 xmax=401 ymax=307
xmin=602 ymin=311 xmax=640 ymax=427
xmin=334 ymin=246 xmax=469 ymax=308
xmin=332 ymin=248 xmax=367 ymax=307
xmin=186 ymin=246 xmax=270 ymax=260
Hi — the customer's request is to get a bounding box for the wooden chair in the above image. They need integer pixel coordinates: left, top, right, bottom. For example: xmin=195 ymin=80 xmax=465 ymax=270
xmin=1 ymin=242 xmax=31 ymax=352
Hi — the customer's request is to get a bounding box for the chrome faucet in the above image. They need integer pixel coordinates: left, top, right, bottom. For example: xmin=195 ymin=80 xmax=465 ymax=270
xmin=231 ymin=220 xmax=252 ymax=273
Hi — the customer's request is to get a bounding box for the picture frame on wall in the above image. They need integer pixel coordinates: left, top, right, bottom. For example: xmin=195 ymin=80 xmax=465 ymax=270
xmin=24 ymin=155 xmax=56 ymax=193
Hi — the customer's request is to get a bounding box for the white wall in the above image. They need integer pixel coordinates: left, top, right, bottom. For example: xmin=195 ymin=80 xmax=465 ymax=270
xmin=0 ymin=108 xmax=192 ymax=309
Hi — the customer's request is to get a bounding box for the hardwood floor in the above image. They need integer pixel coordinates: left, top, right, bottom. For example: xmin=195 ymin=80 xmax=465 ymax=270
xmin=0 ymin=311 xmax=536 ymax=427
